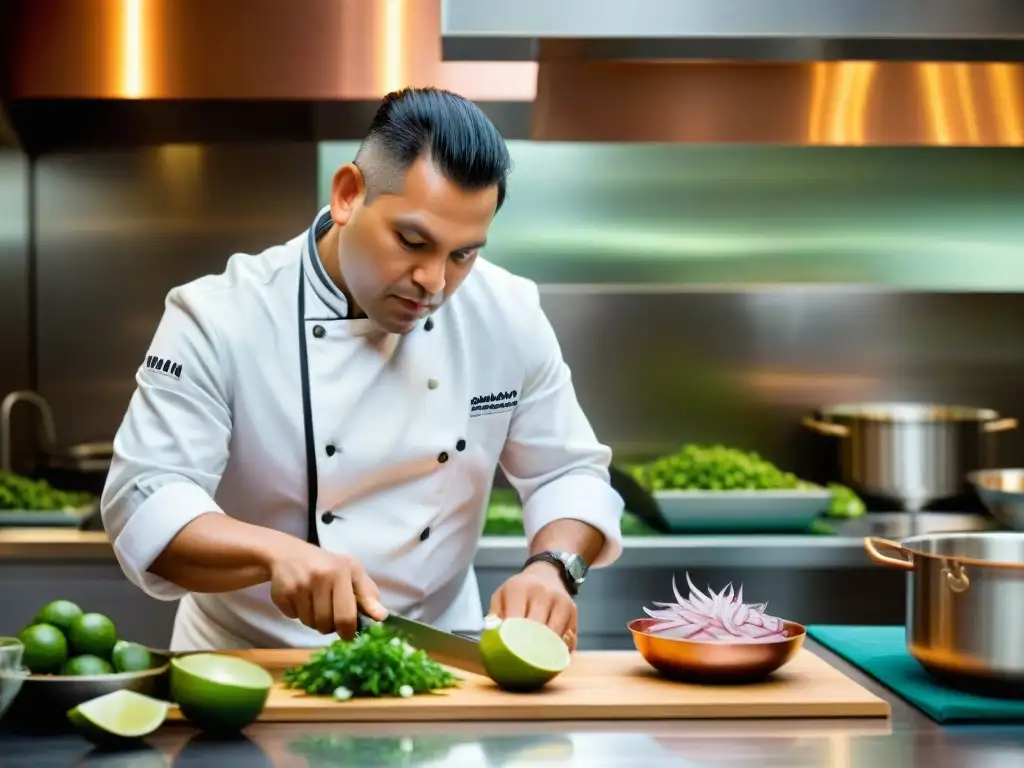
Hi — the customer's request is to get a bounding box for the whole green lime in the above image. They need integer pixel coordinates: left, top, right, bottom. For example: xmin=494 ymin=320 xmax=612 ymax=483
xmin=34 ymin=600 xmax=84 ymax=635
xmin=18 ymin=623 xmax=69 ymax=674
xmin=111 ymin=642 xmax=153 ymax=673
xmin=68 ymin=613 xmax=117 ymax=658
xmin=62 ymin=654 xmax=115 ymax=676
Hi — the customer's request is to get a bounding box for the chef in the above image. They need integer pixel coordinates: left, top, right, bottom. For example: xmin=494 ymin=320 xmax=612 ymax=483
xmin=101 ymin=87 xmax=624 ymax=653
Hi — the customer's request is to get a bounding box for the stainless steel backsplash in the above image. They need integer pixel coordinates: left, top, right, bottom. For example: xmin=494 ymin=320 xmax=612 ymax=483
xmin=2 ymin=141 xmax=1022 ymax=481
xmin=0 ymin=141 xmax=32 ymax=474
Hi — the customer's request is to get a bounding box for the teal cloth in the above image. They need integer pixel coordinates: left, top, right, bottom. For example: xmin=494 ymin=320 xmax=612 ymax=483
xmin=808 ymin=625 xmax=1024 ymax=724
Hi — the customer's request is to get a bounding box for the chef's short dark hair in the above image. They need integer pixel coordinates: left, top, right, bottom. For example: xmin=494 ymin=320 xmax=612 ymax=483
xmin=355 ymin=87 xmax=511 ymax=211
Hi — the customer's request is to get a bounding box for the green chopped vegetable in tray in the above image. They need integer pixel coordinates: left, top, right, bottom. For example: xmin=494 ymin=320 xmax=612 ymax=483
xmin=0 ymin=471 xmax=95 ymax=512
xmin=627 ymin=443 xmax=866 ymax=520
xmin=282 ymin=623 xmax=461 ymax=700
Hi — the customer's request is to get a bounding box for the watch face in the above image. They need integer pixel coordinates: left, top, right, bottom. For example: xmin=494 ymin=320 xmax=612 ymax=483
xmin=563 ymin=554 xmax=587 ymax=582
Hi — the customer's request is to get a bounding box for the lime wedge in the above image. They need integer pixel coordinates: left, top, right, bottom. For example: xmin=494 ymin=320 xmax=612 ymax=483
xmin=479 ymin=617 xmax=571 ymax=692
xmin=67 ymin=689 xmax=169 ymax=746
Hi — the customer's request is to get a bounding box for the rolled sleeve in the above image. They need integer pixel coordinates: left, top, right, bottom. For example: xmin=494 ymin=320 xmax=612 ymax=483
xmin=520 ymin=472 xmax=624 ymax=567
xmin=101 ymin=286 xmax=233 ymax=600
xmin=112 ymin=481 xmax=224 ymax=600
xmin=499 ymin=285 xmax=624 ymax=568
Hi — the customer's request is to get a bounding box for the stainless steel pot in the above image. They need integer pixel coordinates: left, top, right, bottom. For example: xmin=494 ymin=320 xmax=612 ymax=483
xmin=865 ymin=532 xmax=1024 ymax=696
xmin=803 ymin=403 xmax=1017 ymax=510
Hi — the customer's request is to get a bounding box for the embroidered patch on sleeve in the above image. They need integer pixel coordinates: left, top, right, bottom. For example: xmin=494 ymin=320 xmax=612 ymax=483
xmin=143 ymin=355 xmax=183 ymax=380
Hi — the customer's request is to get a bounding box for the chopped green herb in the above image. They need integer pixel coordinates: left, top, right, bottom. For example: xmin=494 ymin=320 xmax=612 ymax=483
xmin=282 ymin=623 xmax=461 ymax=699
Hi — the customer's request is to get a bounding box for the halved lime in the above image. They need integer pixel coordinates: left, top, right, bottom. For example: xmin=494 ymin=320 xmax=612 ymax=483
xmin=479 ymin=617 xmax=571 ymax=691
xmin=34 ymin=600 xmax=84 ymax=636
xmin=170 ymin=653 xmax=272 ymax=733
xmin=67 ymin=689 xmax=168 ymax=746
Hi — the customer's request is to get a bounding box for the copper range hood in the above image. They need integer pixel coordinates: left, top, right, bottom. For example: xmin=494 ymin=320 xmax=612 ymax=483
xmin=441 ymin=0 xmax=1024 ymax=145
xmin=0 ymin=0 xmax=537 ymax=150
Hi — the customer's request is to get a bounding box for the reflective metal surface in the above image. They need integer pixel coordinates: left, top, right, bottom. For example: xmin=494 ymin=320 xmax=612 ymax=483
xmin=33 ymin=144 xmax=317 ymax=446
xmin=321 ymin=143 xmax=1024 ymax=287
xmin=3 ymin=0 xmax=536 ymax=100
xmin=628 ymin=618 xmax=806 ymax=683
xmin=0 ymin=652 xmax=1018 ymax=768
xmin=442 ymin=0 xmax=1024 ymax=62
xmin=804 ymin=403 xmax=1018 ymax=511
xmin=531 ymin=61 xmax=1024 ymax=144
xmin=970 ymin=468 xmax=1024 ymax=530
xmin=865 ymin=533 xmax=1024 ymax=695
xmin=0 ymin=132 xmax=32 ymax=476
xmin=19 ymin=141 xmax=1024 ymax=485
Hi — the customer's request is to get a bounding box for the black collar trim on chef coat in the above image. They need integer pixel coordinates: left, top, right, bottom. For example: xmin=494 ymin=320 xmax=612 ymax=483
xmin=302 ymin=206 xmax=350 ymax=321
xmin=298 ymin=205 xmax=352 ymax=546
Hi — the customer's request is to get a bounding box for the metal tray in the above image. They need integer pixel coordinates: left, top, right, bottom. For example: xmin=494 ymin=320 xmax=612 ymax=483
xmin=652 ymin=489 xmax=832 ymax=533
xmin=0 ymin=505 xmax=94 ymax=528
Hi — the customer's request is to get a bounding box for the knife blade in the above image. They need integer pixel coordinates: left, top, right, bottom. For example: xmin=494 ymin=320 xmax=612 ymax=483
xmin=361 ymin=612 xmax=490 ymax=678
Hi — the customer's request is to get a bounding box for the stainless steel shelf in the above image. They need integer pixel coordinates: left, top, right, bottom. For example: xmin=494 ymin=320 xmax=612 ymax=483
xmin=474 ymin=513 xmax=999 ymax=569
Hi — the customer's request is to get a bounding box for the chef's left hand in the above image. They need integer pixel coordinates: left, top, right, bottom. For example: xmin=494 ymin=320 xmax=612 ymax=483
xmin=489 ymin=564 xmax=577 ymax=651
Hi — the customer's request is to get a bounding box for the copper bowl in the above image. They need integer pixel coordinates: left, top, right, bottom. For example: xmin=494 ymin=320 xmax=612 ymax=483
xmin=627 ymin=618 xmax=806 ymax=683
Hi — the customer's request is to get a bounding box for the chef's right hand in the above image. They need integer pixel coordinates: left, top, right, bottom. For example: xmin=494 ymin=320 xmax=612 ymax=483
xmin=267 ymin=541 xmax=388 ymax=640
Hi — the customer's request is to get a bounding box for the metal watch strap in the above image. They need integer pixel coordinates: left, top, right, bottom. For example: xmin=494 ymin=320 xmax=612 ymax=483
xmin=523 ymin=551 xmax=585 ymax=596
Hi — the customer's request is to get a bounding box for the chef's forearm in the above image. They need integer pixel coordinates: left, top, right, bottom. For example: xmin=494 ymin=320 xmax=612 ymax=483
xmin=528 ymin=518 xmax=605 ymax=564
xmin=148 ymin=512 xmax=289 ymax=593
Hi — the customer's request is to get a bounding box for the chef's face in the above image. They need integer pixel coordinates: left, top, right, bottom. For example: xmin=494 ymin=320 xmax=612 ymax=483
xmin=329 ymin=156 xmax=498 ymax=334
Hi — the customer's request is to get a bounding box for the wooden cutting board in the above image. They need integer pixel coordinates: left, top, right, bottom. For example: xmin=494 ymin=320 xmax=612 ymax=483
xmin=165 ymin=648 xmax=890 ymax=722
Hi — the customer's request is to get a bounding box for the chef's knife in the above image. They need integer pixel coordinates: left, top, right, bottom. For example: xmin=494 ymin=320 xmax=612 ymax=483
xmin=359 ymin=612 xmax=490 ymax=678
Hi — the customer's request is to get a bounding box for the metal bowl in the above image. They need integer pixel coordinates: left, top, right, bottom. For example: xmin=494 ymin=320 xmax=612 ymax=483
xmin=969 ymin=468 xmax=1024 ymax=530
xmin=628 ymin=618 xmax=806 ymax=683
xmin=2 ymin=649 xmax=171 ymax=733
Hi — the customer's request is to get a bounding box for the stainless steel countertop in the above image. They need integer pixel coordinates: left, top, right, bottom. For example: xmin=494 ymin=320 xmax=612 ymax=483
xmin=1 ymin=639 xmax=1020 ymax=767
xmin=475 ymin=513 xmax=1001 ymax=569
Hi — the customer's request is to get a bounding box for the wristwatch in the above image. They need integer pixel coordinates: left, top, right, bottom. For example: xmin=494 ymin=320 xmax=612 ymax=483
xmin=522 ymin=551 xmax=589 ymax=596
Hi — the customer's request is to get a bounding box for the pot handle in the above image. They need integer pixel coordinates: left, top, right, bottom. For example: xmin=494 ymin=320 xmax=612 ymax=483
xmin=983 ymin=418 xmax=1018 ymax=433
xmin=801 ymin=417 xmax=850 ymax=438
xmin=863 ymin=537 xmax=914 ymax=571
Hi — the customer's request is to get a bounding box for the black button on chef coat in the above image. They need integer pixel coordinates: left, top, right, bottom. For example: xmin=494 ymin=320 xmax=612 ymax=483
xmin=313 ymin=325 xmax=326 ymax=338
xmin=424 ymin=318 xmax=434 ymax=331
xmin=456 ymin=439 xmax=466 ymax=451
xmin=321 ymin=511 xmax=335 ymax=524
xmin=437 ymin=451 xmax=449 ymax=463
xmin=420 ymin=527 xmax=431 ymax=542
xmin=325 ymin=444 xmax=336 ymax=457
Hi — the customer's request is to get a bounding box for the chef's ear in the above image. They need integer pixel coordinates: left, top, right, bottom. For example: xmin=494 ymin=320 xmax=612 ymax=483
xmin=330 ymin=163 xmax=366 ymax=225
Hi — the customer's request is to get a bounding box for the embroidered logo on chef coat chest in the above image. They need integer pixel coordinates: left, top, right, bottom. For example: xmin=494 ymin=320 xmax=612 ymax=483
xmin=144 ymin=355 xmax=182 ymax=380
xmin=470 ymin=390 xmax=518 ymax=417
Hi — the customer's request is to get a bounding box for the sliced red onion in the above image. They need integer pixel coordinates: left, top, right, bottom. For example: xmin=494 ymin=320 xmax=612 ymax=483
xmin=642 ymin=574 xmax=790 ymax=643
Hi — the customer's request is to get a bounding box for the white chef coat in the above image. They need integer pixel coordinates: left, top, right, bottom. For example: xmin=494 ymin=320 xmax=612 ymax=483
xmin=101 ymin=206 xmax=624 ymax=651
